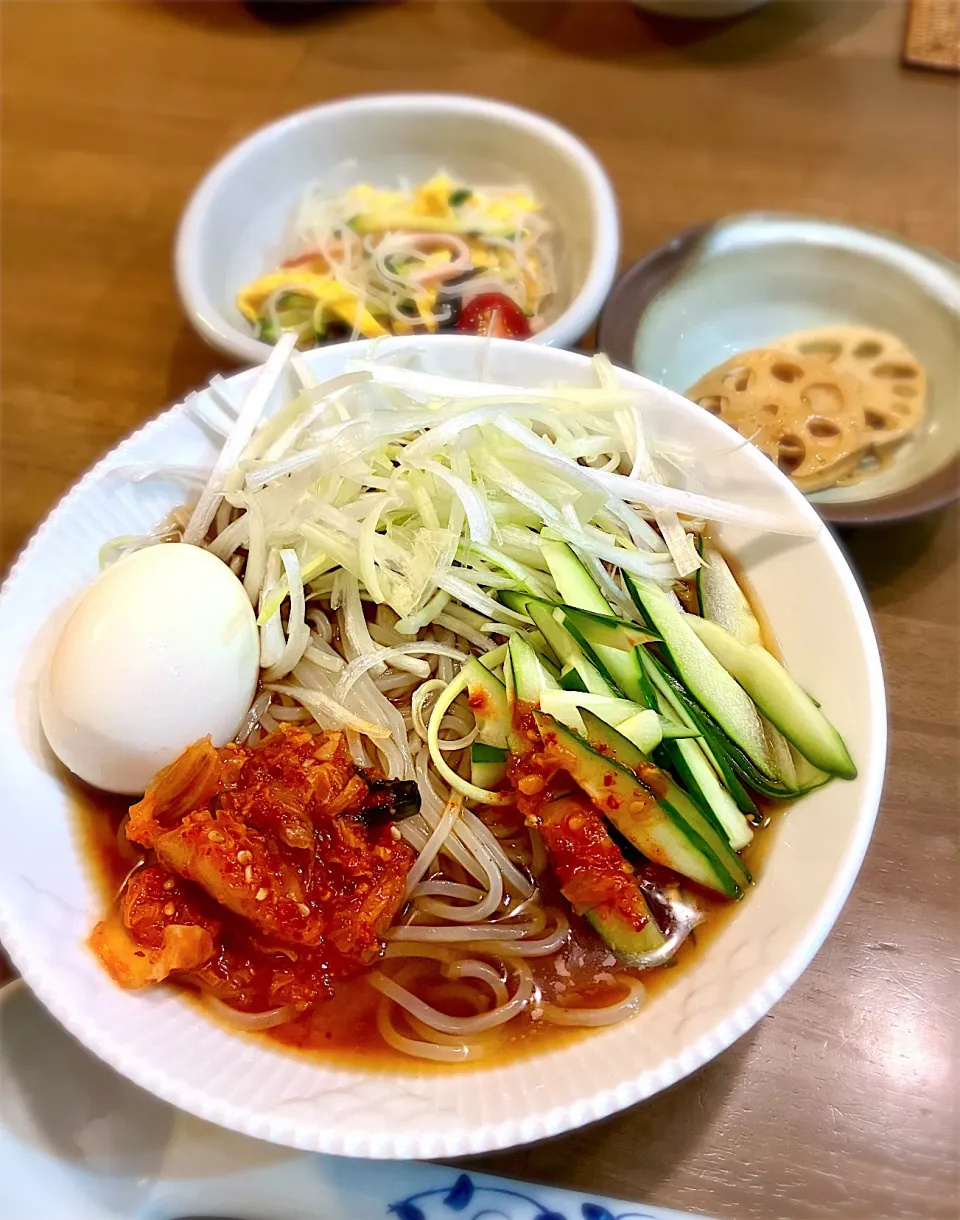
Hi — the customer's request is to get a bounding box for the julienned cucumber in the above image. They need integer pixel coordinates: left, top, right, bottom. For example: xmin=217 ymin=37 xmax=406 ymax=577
xmin=625 ymin=573 xmax=779 ymax=782
xmin=696 ymin=536 xmax=762 ymax=647
xmin=462 ymin=658 xmax=510 ymax=788
xmin=470 ymin=742 xmax=508 ymax=790
xmin=554 ymin=604 xmax=660 ymax=651
xmin=639 ymin=650 xmax=761 ymax=813
xmin=540 ymin=541 xmax=648 ymax=705
xmin=508 ymin=634 xmax=556 ymax=703
xmin=523 ymin=599 xmax=619 ymax=699
xmin=575 ymin=710 xmax=750 ymax=894
xmin=536 ymin=709 xmax=749 ymax=898
xmin=687 ymin=617 xmax=856 ymax=779
xmin=539 ymin=689 xmax=664 ymax=753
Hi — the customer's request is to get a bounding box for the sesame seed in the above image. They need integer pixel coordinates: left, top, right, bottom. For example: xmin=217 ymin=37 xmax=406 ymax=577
xmin=163 ymin=903 xmax=175 ymax=917
xmin=237 ymin=850 xmax=252 ymax=864
xmin=208 ymin=830 xmax=225 ymax=843
xmin=162 ymin=878 xmax=176 ymax=892
xmin=389 ymin=824 xmax=402 ymax=841
xmin=297 ymin=903 xmax=311 ymax=917
xmin=255 ymin=887 xmax=268 ymax=902
xmin=244 ymin=865 xmax=254 ymax=884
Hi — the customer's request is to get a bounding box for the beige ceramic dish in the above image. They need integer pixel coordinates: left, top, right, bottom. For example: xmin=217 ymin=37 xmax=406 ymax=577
xmin=597 ymin=214 xmax=960 ymax=524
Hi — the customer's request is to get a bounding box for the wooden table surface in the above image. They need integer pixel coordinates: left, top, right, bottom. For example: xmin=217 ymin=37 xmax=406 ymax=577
xmin=1 ymin=2 xmax=958 ymax=1218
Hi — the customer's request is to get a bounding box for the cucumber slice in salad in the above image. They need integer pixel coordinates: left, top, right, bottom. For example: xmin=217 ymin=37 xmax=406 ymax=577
xmin=625 ymin=572 xmax=779 ymax=782
xmin=686 ymin=616 xmax=857 ymax=780
xmin=535 ymin=710 xmax=749 ymax=898
xmin=553 ymin=604 xmax=660 ymax=652
xmin=639 ymin=649 xmax=760 ymax=815
xmin=696 ymin=536 xmax=762 ymax=647
xmin=539 ymin=689 xmax=663 ymax=752
xmin=540 ymin=541 xmax=649 ymax=705
xmin=462 ymin=658 xmax=511 ymax=789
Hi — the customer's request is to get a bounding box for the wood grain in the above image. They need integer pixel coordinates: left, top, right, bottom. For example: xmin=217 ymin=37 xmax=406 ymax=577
xmin=1 ymin=3 xmax=957 ymax=1218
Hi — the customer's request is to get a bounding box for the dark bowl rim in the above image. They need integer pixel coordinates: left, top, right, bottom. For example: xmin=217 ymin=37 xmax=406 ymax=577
xmin=595 ymin=216 xmax=960 ymax=527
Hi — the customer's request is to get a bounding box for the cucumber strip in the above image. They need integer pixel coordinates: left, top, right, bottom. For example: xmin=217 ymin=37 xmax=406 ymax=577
xmin=478 ymin=642 xmax=508 ymax=672
xmin=429 ymin=664 xmax=512 ymax=804
xmin=764 ymin=716 xmax=798 ymax=790
xmin=696 ymin=536 xmax=762 ymax=647
xmin=576 ymin=710 xmax=751 ymax=892
xmin=508 ymin=634 xmax=556 ymax=703
xmin=558 ymin=665 xmax=588 ymax=692
xmin=497 ymin=589 xmax=535 ymax=617
xmin=659 ymin=737 xmax=753 ymax=851
xmin=461 ymin=659 xmax=510 ymax=789
xmin=541 ymin=541 xmax=648 ymax=704
xmin=640 ymin=650 xmax=761 ymax=813
xmin=638 ymin=651 xmax=754 ymax=847
xmin=791 ymin=748 xmax=833 ymax=795
xmin=625 ymin=573 xmax=778 ymax=781
xmin=615 ymin=709 xmax=664 ymax=754
xmin=539 ymin=690 xmax=662 ymax=753
xmin=462 ymin=658 xmax=510 ymax=748
xmin=660 ymin=720 xmax=701 ymax=740
xmin=525 ymin=601 xmax=616 ymax=698
xmin=471 ymin=743 xmax=508 ymax=790
xmin=539 ymin=797 xmax=665 ymax=958
xmin=554 ymin=604 xmax=660 ymax=651
xmin=687 ymin=616 xmax=856 ymax=779
xmin=538 ymin=710 xmax=748 ymax=897
xmin=526 ymin=629 xmax=560 ymax=668
xmin=584 ymin=906 xmax=666 ymax=961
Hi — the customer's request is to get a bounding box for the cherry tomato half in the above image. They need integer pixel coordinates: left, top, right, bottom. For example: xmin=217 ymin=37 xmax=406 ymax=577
xmin=456 ymin=292 xmax=532 ymax=339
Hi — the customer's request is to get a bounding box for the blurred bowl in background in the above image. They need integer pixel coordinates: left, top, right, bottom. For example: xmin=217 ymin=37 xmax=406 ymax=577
xmin=176 ymin=93 xmax=620 ymax=363
xmin=630 ymin=0 xmax=769 ymax=18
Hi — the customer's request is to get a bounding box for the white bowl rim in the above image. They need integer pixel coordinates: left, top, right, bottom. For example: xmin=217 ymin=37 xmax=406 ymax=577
xmin=0 ymin=338 xmax=886 ymax=1158
xmin=174 ymin=92 xmax=621 ymax=363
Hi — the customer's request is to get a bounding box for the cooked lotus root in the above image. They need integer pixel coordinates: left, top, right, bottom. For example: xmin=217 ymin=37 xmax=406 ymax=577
xmin=685 ymin=348 xmax=867 ymax=493
xmin=778 ymin=325 xmax=926 ymax=447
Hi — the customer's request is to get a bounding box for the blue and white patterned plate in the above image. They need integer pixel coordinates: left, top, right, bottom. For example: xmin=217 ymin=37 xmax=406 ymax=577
xmin=0 ymin=983 xmax=710 ymax=1220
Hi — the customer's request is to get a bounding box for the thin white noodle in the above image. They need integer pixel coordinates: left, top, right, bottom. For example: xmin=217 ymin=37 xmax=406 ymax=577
xmin=403 ymin=794 xmax=463 ymax=897
xmin=432 ymin=612 xmax=496 ymax=653
xmin=375 ymin=1000 xmax=478 ymax=1063
xmin=413 ymin=881 xmax=485 ymax=902
xmin=443 ymin=959 xmax=509 ymax=1008
xmin=387 ymin=922 xmax=541 ymax=943
xmin=458 ymin=810 xmax=534 ymax=898
xmin=204 ymin=998 xmax=296 ymax=1031
xmin=334 ymin=643 xmax=464 ymax=702
xmin=540 ymin=976 xmax=646 ymax=1027
xmin=368 ymin=958 xmax=533 ymax=1034
xmin=466 ymin=910 xmax=570 ymax=957
xmin=235 ymin=690 xmax=272 ymax=743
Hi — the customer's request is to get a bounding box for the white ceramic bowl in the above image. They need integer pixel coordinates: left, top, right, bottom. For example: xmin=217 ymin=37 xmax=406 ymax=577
xmin=0 ymin=337 xmax=885 ymax=1159
xmin=597 ymin=214 xmax=960 ymax=524
xmin=175 ymin=94 xmax=620 ymax=362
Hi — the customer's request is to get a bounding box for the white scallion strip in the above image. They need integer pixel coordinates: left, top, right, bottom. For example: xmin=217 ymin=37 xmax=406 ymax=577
xmin=182 ymin=333 xmax=296 ymax=544
xmin=334 ymin=643 xmax=465 ymax=702
xmin=267 ymin=681 xmax=391 ymax=739
xmin=262 ymin=548 xmax=310 ymax=681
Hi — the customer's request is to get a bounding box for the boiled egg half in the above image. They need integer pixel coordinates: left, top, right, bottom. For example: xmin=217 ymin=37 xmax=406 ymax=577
xmin=40 ymin=543 xmax=260 ymax=794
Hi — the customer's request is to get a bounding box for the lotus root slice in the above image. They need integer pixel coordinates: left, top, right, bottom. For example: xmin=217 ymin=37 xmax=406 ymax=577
xmin=686 ymin=349 xmax=867 ymax=493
